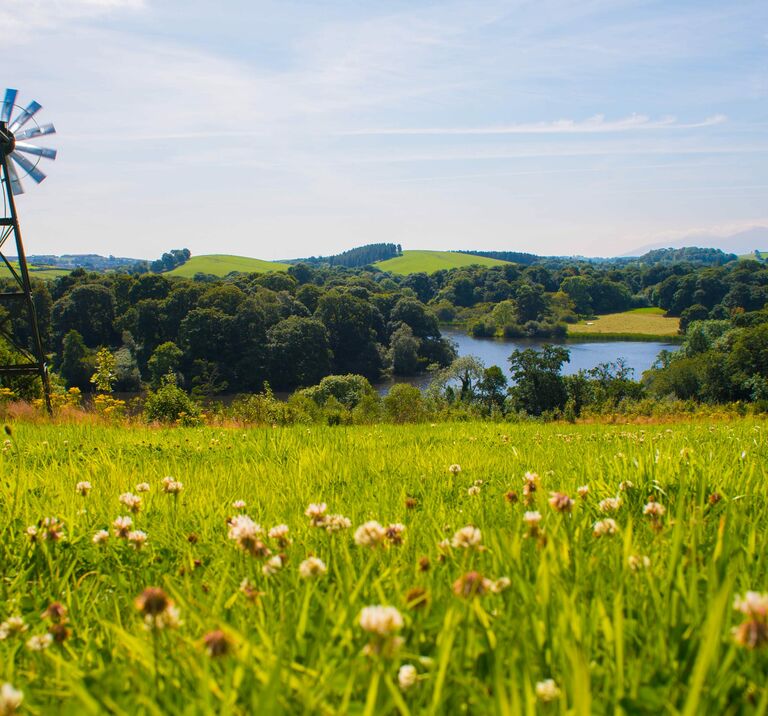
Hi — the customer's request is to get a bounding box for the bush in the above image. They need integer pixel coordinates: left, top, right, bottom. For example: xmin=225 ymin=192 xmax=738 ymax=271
xmin=144 ymin=376 xmax=202 ymax=425
xmin=300 ymin=374 xmax=376 ymax=410
xmin=383 ymin=383 xmax=427 ymax=423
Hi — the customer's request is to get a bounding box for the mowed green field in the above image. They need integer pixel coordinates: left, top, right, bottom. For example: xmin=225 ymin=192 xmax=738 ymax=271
xmin=2 ymin=419 xmax=768 ymax=713
xmin=569 ymin=308 xmax=680 ymax=338
xmin=167 ymin=255 xmax=290 ymax=277
xmin=375 ymin=250 xmax=510 ymax=274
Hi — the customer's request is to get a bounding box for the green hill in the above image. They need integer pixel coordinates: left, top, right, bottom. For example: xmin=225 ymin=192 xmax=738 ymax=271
xmin=167 ymin=255 xmax=289 ymax=277
xmin=375 ymin=250 xmax=510 ymax=275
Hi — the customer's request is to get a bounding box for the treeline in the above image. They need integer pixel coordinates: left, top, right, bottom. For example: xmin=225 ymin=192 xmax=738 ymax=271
xmin=288 ymin=243 xmax=402 ymax=268
xmin=458 ymin=250 xmax=540 ymax=265
xmin=127 ymin=248 xmax=192 ymax=275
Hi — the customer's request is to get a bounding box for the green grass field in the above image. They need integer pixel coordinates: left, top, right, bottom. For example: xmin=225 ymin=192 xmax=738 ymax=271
xmin=167 ymin=255 xmax=290 ymax=277
xmin=0 ymin=264 xmax=71 ymax=281
xmin=2 ymin=419 xmax=767 ymax=713
xmin=569 ymin=308 xmax=680 ymax=340
xmin=375 ymin=250 xmax=510 ymax=275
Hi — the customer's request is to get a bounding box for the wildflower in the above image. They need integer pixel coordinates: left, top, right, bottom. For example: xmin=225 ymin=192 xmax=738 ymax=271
xmin=76 ymin=481 xmax=92 ymax=496
xmin=451 ymin=525 xmax=482 ymax=549
xmin=41 ymin=602 xmax=67 ymax=623
xmin=599 ymin=497 xmax=622 ymax=512
xmin=733 ymin=592 xmax=768 ymax=649
xmin=405 ymin=497 xmax=418 ymax=509
xmin=437 ymin=538 xmax=452 ymax=555
xmin=267 ymin=524 xmax=290 ymax=547
xmin=535 ymin=679 xmax=561 ymax=702
xmin=113 ymin=515 xmax=133 ymax=538
xmin=354 ymin=521 xmax=387 ymax=548
xmin=453 ymin=571 xmax=492 ymax=598
xmin=119 ymin=492 xmax=142 ymax=514
xmin=262 ymin=555 xmax=284 ymax=577
xmin=239 ymin=579 xmax=263 ymax=602
xmin=39 ymin=517 xmax=65 ymax=542
xmin=448 ymin=464 xmax=461 ymax=475
xmin=385 ymin=523 xmax=406 ymax=545
xmin=577 ymin=485 xmax=589 ymax=498
xmin=92 ymin=529 xmax=109 ymax=545
xmin=162 ymin=476 xmax=184 ymax=494
xmin=643 ymin=501 xmax=666 ymax=517
xmin=232 ymin=500 xmax=246 ymax=510
xmin=0 ymin=617 xmax=27 ymax=640
xmin=398 ymin=664 xmax=418 ymax=691
xmin=25 ymin=526 xmax=37 ymax=543
xmin=708 ymin=492 xmax=723 ymax=505
xmin=358 ymin=606 xmax=404 ymax=636
xmin=467 ymin=485 xmax=481 ymax=496
xmin=128 ymin=530 xmax=148 ymax=550
xmin=523 ymin=511 xmax=542 ymax=526
xmin=49 ymin=623 xmax=70 ymax=644
xmin=305 ymin=503 xmax=327 ymax=526
xmin=490 ymin=577 xmax=511 ymax=593
xmin=548 ymin=492 xmax=574 ymax=513
xmin=593 ymin=519 xmax=618 ymax=537
xmin=135 ymin=587 xmax=181 ymax=631
xmin=0 ymin=682 xmax=23 ymax=714
xmin=203 ymin=629 xmax=232 ymax=658
xmin=324 ymin=514 xmax=352 ymax=532
xmin=299 ymin=556 xmax=327 ymax=579
xmin=522 ymin=471 xmax=539 ymax=503
xmin=628 ymin=555 xmax=651 ymax=571
xmin=26 ymin=633 xmax=53 ymax=651
xmin=619 ymin=480 xmax=634 ymax=492
xmin=504 ymin=490 xmax=519 ymax=504
xmin=136 ymin=482 xmax=150 ymax=493
xmin=418 ymin=556 xmax=430 ymax=572
xmin=228 ymin=515 xmax=270 ymax=557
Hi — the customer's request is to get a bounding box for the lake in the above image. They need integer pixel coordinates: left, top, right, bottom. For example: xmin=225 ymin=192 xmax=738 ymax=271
xmin=376 ymin=328 xmax=680 ymax=393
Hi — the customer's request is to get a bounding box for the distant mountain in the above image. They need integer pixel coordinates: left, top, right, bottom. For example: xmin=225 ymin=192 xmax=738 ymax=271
xmin=623 ymin=226 xmax=768 ymax=257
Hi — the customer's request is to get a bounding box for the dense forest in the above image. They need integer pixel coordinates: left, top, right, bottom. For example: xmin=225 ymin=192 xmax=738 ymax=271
xmin=0 ymin=251 xmax=766 ymax=415
xmin=287 ymin=243 xmax=402 ymax=268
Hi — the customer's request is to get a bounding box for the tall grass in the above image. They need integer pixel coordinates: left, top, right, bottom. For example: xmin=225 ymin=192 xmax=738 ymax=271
xmin=1 ymin=420 xmax=767 ymax=713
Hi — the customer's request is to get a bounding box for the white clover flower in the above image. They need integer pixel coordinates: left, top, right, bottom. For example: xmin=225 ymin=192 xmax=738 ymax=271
xmin=127 ymin=530 xmax=148 ymax=550
xmin=548 ymin=492 xmax=573 ymax=513
xmin=26 ymin=633 xmax=53 ymax=651
xmin=385 ymin=523 xmax=406 ymax=545
xmin=593 ymin=519 xmax=618 ymax=537
xmin=467 ymin=485 xmax=481 ymax=496
xmin=119 ymin=492 xmax=142 ymax=513
xmin=161 ymin=476 xmax=184 ymax=494
xmin=113 ymin=515 xmax=133 ymax=538
xmin=619 ymin=480 xmax=634 ymax=492
xmin=734 ymin=591 xmax=768 ymax=618
xmin=144 ymin=605 xmax=182 ymax=631
xmin=523 ymin=511 xmax=542 ymax=526
xmin=268 ymin=524 xmax=290 ymax=542
xmin=577 ymin=485 xmax=589 ymax=498
xmin=437 ymin=538 xmax=452 ymax=554
xmin=299 ymin=556 xmax=327 ymax=579
xmin=643 ymin=502 xmax=666 ymax=517
xmin=451 ymin=525 xmax=482 ymax=549
xmin=398 ymin=664 xmax=418 ymax=691
xmin=135 ymin=482 xmax=151 ymax=493
xmin=324 ymin=514 xmax=352 ymax=532
xmin=305 ymin=503 xmax=327 ymax=526
xmin=262 ymin=555 xmax=284 ymax=577
xmin=490 ymin=577 xmax=511 ymax=593
xmin=232 ymin=500 xmax=246 ymax=509
xmin=358 ymin=606 xmax=404 ymax=636
xmin=628 ymin=555 xmax=651 ymax=571
xmin=92 ymin=529 xmax=109 ymax=545
xmin=25 ymin=525 xmax=37 ymax=542
xmin=354 ymin=521 xmax=387 ymax=548
xmin=599 ymin=497 xmax=622 ymax=512
xmin=535 ymin=679 xmax=561 ymax=702
xmin=0 ymin=616 xmax=27 ymax=640
xmin=76 ymin=481 xmax=91 ymax=496
xmin=448 ymin=464 xmax=461 ymax=475
xmin=228 ymin=515 xmax=262 ymax=541
xmin=0 ymin=682 xmax=23 ymax=714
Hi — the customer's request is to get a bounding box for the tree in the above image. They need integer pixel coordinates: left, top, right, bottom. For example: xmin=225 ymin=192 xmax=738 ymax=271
xmin=514 ymin=283 xmax=546 ymax=323
xmin=383 ymin=384 xmax=427 ymax=423
xmin=90 ymin=347 xmax=117 ymax=393
xmin=478 ymin=365 xmax=507 ymax=412
xmin=52 ymin=284 xmax=116 ymax=348
xmin=59 ymin=330 xmax=93 ymax=391
xmin=389 ymin=324 xmax=421 ymax=375
xmin=266 ymin=317 xmax=332 ymax=389
xmin=148 ymin=341 xmax=183 ymax=389
xmin=507 ymin=345 xmax=570 ymax=415
xmin=559 ymin=276 xmax=592 ymax=315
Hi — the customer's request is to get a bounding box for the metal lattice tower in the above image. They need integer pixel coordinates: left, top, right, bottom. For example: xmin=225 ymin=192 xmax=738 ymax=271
xmin=0 ymin=88 xmax=57 ymax=413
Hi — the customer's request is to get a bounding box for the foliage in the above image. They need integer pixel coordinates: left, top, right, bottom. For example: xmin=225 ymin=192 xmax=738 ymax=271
xmin=90 ymin=347 xmax=117 ymax=393
xmin=143 ymin=375 xmax=203 ymax=425
xmin=507 ymin=345 xmax=570 ymax=416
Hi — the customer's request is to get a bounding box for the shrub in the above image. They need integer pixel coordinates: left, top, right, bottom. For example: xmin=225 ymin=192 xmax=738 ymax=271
xmin=144 ymin=376 xmax=202 ymax=425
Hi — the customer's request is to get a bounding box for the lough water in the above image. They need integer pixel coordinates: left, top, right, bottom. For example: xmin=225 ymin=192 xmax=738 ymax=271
xmin=377 ymin=328 xmax=679 ymax=393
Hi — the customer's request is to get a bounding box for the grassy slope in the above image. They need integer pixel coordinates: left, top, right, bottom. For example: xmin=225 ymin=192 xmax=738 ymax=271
xmin=2 ymin=419 xmax=766 ymax=712
xmin=168 ymin=254 xmax=290 ymax=277
xmin=569 ymin=307 xmax=680 ymax=339
xmin=375 ymin=250 xmax=510 ymax=274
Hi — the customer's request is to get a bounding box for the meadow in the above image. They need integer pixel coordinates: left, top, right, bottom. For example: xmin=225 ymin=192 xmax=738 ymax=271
xmin=1 ymin=419 xmax=767 ymax=714
xmin=374 ymin=251 xmax=510 ymax=275
xmin=568 ymin=308 xmax=681 ymax=340
xmin=167 ymin=255 xmax=290 ymax=277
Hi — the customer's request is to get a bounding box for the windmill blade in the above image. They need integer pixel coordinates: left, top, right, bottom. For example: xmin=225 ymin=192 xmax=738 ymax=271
xmin=1 ymin=89 xmax=17 ymax=124
xmin=14 ymin=123 xmax=55 ymax=141
xmin=14 ymin=142 xmax=57 ymax=160
xmin=9 ymin=101 xmax=42 ymax=133
xmin=10 ymin=151 xmax=46 ymax=184
xmin=5 ymin=159 xmax=24 ymax=195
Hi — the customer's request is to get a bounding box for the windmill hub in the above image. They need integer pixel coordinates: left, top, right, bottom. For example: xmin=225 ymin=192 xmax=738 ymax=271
xmin=0 ymin=122 xmax=15 ymax=156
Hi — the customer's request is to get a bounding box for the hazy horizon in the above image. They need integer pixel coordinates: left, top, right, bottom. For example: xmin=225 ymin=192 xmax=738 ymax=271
xmin=5 ymin=0 xmax=767 ymax=260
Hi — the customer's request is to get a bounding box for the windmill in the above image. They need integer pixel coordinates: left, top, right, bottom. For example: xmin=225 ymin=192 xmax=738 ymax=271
xmin=0 ymin=88 xmax=56 ymax=413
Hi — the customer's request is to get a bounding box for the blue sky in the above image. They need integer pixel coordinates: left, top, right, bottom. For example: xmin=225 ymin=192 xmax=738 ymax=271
xmin=4 ymin=0 xmax=767 ymax=259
